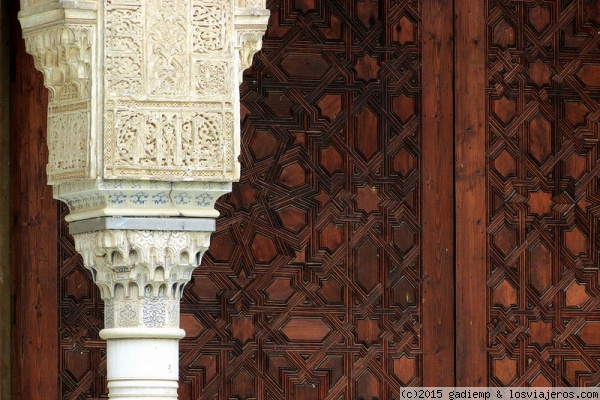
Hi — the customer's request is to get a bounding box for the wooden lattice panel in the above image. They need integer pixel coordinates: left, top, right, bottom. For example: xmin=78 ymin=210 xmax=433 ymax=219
xmin=58 ymin=203 xmax=108 ymax=398
xmin=486 ymin=0 xmax=600 ymax=386
xmin=179 ymin=0 xmax=424 ymax=398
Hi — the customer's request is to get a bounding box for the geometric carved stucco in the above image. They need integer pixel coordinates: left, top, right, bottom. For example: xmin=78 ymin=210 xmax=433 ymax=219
xmin=103 ymin=0 xmax=237 ymax=181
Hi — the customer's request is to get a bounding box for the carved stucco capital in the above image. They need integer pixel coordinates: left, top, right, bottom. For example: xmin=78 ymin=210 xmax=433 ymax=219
xmin=235 ymin=7 xmax=270 ymax=79
xmin=74 ymin=229 xmax=211 ymax=329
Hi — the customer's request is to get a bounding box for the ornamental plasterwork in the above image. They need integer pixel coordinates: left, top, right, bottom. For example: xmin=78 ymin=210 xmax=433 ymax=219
xmin=102 ymin=0 xmax=242 ymax=181
xmin=19 ymin=0 xmax=269 ymax=190
xmin=74 ymin=229 xmax=211 ymax=328
xmin=19 ymin=0 xmax=268 ymax=224
xmin=23 ymin=23 xmax=95 ymax=183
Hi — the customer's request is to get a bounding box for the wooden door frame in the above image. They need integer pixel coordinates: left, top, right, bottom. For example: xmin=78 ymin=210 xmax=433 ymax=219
xmin=455 ymin=0 xmax=488 ymax=386
xmin=421 ymin=0 xmax=456 ymax=386
xmin=7 ymin=1 xmax=60 ymax=399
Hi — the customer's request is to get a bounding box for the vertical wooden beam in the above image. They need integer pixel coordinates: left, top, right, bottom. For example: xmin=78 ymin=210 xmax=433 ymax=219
xmin=454 ymin=0 xmax=488 ymax=386
xmin=0 ymin=0 xmax=11 ymax=398
xmin=9 ymin=2 xmax=59 ymax=398
xmin=421 ymin=0 xmax=455 ymax=386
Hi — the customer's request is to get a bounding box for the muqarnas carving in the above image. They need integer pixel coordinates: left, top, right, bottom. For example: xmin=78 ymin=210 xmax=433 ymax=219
xmin=23 ymin=23 xmax=95 ymax=183
xmin=74 ymin=229 xmax=212 ymax=329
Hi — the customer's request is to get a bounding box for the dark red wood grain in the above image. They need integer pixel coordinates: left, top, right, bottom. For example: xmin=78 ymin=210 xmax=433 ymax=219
xmin=422 ymin=0 xmax=455 ymax=387
xmin=455 ymin=0 xmax=488 ymax=387
xmin=9 ymin=1 xmax=59 ymax=398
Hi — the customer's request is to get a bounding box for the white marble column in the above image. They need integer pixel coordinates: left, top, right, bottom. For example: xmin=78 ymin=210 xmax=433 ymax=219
xmin=17 ymin=0 xmax=269 ymax=397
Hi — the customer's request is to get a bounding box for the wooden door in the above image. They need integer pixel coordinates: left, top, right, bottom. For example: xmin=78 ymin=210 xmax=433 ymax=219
xmin=456 ymin=0 xmax=600 ymax=387
xmin=8 ymin=0 xmax=59 ymax=398
xmin=177 ymin=0 xmax=454 ymax=397
xmin=8 ymin=0 xmax=600 ymax=399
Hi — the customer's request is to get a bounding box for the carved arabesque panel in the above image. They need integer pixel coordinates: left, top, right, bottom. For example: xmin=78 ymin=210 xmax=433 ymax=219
xmin=178 ymin=0 xmax=424 ymax=398
xmin=487 ymin=0 xmax=600 ymax=386
xmin=20 ymin=0 xmax=268 ymax=187
xmin=103 ymin=0 xmax=240 ymax=181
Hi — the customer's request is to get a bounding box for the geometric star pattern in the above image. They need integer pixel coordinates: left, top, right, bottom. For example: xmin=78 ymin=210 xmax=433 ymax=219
xmin=179 ymin=0 xmax=424 ymax=397
xmin=54 ymin=0 xmax=600 ymax=396
xmin=58 ymin=203 xmax=108 ymax=398
xmin=487 ymin=0 xmax=600 ymax=386
xmin=56 ymin=1 xmax=425 ymax=398
xmin=58 ymin=0 xmax=422 ymax=400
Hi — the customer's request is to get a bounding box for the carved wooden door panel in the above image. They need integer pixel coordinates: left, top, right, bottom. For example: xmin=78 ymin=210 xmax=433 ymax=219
xmin=178 ymin=0 xmax=454 ymax=398
xmin=455 ymin=0 xmax=600 ymax=387
xmin=478 ymin=0 xmax=600 ymax=387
